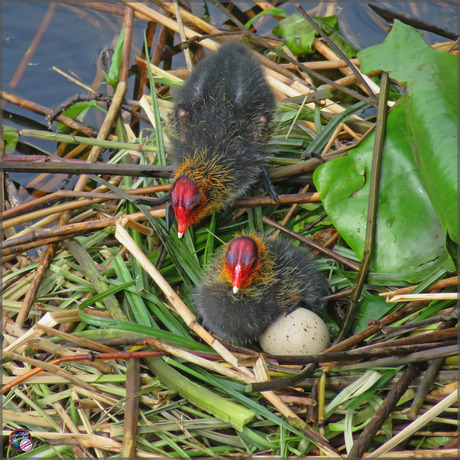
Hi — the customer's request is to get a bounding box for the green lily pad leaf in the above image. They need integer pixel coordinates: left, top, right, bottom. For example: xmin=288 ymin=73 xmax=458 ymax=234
xmin=314 ymin=16 xmax=359 ymax=58
xmin=314 ymin=21 xmax=457 ymax=282
xmin=273 ymin=13 xmax=316 ymax=55
xmin=244 ymin=8 xmax=287 ymax=30
xmin=273 ymin=13 xmax=358 ymax=57
xmin=314 ymin=95 xmax=447 ymax=282
xmin=352 ymin=295 xmax=394 ymax=334
xmin=358 ymin=20 xmax=458 ymax=243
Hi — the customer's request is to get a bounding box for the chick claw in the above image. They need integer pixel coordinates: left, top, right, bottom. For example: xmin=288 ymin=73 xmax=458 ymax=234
xmin=261 ymin=165 xmax=280 ymax=203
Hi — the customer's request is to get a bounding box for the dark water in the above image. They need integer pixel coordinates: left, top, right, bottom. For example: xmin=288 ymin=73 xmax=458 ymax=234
xmin=2 ymin=1 xmax=458 ymax=192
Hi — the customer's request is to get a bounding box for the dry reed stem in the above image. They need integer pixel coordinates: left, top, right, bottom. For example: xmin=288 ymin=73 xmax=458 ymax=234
xmin=367 ymin=390 xmax=458 ymax=457
xmin=2 ymin=374 xmax=114 ymax=386
xmin=326 ymin=69 xmax=382 ymax=93
xmin=321 ymin=123 xmax=344 ymax=156
xmin=52 ymin=401 xmax=86 ymax=457
xmin=172 ymin=0 xmax=192 ymax=70
xmin=121 ymin=1 xmax=219 ymax=51
xmin=4 ymin=311 xmax=80 ymax=353
xmin=341 ymin=122 xmax=362 ymax=140
xmin=2 ymin=184 xmax=169 ymax=226
xmin=144 ymin=338 xmax=253 ymax=383
xmin=157 ymin=1 xmax=221 ymax=36
xmin=70 ymin=388 xmax=105 ymax=459
xmin=2 ymin=351 xmax=99 ymax=394
xmin=380 ymin=276 xmax=459 ymax=299
xmin=385 ymin=293 xmax=458 ymax=303
xmin=430 ymin=382 xmax=458 ymax=397
xmin=3 ymin=198 xmax=109 ymax=231
xmin=74 ymin=386 xmax=120 ymax=409
xmin=135 ymin=57 xmax=183 ymax=83
xmin=236 ymin=192 xmax=319 ymax=207
xmin=282 ymin=58 xmax=362 ymax=70
xmin=52 ymin=401 xmax=82 ymax=435
xmin=3 ymin=409 xmax=56 ymax=428
xmin=51 ymin=65 xmax=95 ymax=92
xmin=265 ymin=70 xmax=353 ymax=117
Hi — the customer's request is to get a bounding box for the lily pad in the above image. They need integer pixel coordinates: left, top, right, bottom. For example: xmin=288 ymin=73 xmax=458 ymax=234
xmin=272 ymin=14 xmax=358 ymax=57
xmin=315 ymin=97 xmax=447 ymax=282
xmin=314 ymin=21 xmax=457 ymax=281
xmin=359 ymin=20 xmax=458 ymax=243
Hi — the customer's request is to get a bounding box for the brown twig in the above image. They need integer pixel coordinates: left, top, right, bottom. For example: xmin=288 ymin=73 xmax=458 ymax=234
xmin=122 ymin=358 xmax=140 ymax=458
xmin=2 ymin=351 xmax=104 ymax=394
xmin=348 ymin=365 xmax=419 ymax=458
xmin=281 ymin=58 xmax=361 ymax=71
xmin=367 ymin=390 xmax=458 ymax=457
xmin=339 ymin=344 xmax=457 ymax=371
xmin=408 ymin=318 xmax=457 ymax=419
xmin=336 ymin=72 xmax=390 ymax=343
xmin=2 ymin=208 xmax=166 ymax=254
xmin=294 ymin=4 xmax=377 ymax=100
xmin=262 ymin=216 xmax=360 ymax=271
xmin=267 ymin=342 xmax=453 ymax=365
xmin=1 ymin=185 xmax=169 ymax=220
xmin=235 ymin=192 xmax=319 ymax=208
xmin=1 ymin=91 xmax=103 ymax=138
xmin=380 ymin=276 xmax=459 ymax=300
xmin=0 ymin=161 xmax=173 ymax=178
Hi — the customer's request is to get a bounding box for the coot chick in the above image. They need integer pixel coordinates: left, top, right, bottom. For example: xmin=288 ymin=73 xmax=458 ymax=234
xmin=168 ymin=42 xmax=277 ymax=237
xmin=194 ymin=234 xmax=330 ymax=345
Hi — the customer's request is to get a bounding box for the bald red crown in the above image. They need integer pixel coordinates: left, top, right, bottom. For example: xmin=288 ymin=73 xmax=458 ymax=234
xmin=170 ymin=177 xmax=202 ymax=237
xmin=225 ymin=236 xmax=260 ymax=293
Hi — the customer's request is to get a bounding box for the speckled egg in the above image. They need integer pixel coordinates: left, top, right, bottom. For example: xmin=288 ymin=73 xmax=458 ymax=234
xmin=260 ymin=308 xmax=330 ymax=355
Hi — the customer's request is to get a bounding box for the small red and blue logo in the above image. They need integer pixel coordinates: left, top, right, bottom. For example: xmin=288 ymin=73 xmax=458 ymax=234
xmin=9 ymin=429 xmax=33 ymax=452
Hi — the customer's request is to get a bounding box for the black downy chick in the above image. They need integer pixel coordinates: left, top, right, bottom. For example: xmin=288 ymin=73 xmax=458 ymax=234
xmin=139 ymin=42 xmax=278 ymax=237
xmin=194 ymin=234 xmax=330 ymax=345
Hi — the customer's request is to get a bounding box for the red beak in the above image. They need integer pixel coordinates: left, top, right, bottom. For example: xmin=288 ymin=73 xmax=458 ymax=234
xmin=174 ymin=206 xmax=190 ymax=238
xmin=232 ymin=263 xmax=244 ymax=293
